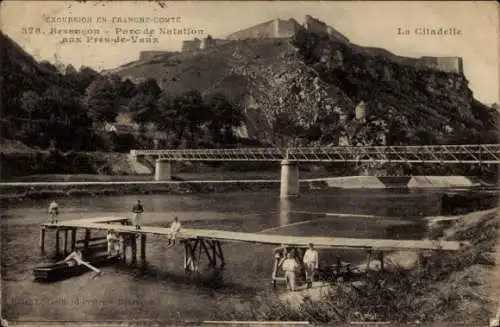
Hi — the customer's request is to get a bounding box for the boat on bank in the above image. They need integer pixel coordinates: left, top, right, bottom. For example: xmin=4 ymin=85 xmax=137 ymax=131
xmin=33 ymin=254 xmax=120 ymax=282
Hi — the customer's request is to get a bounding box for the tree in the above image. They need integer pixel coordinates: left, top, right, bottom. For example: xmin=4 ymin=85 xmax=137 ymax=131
xmin=205 ymin=92 xmax=245 ymax=144
xmin=118 ymin=78 xmax=137 ymax=98
xmin=128 ymin=78 xmax=161 ymax=127
xmin=64 ymin=64 xmax=78 ymax=76
xmin=181 ymin=90 xmax=210 ymax=145
xmin=136 ymin=78 xmax=161 ymax=98
xmin=85 ymin=76 xmax=119 ymax=124
xmin=20 ymin=90 xmax=40 ymax=117
xmin=128 ymin=92 xmax=159 ymax=126
xmin=157 ymin=91 xmax=183 ymax=145
xmin=18 ymin=86 xmax=94 ymax=150
xmin=272 ymin=112 xmax=303 ymax=147
xmin=39 ymin=61 xmax=59 ymax=73
xmin=75 ymin=66 xmax=100 ymax=93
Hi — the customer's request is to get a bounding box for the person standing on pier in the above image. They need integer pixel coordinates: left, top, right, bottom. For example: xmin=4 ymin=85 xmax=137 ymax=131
xmin=303 ymin=243 xmax=319 ymax=288
xmin=48 ymin=200 xmax=59 ymax=223
xmin=131 ymin=200 xmax=144 ymax=230
xmin=282 ymin=252 xmax=299 ymax=292
xmin=167 ymin=216 xmax=182 ymax=246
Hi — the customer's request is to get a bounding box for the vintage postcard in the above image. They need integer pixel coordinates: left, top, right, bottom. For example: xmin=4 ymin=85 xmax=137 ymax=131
xmin=1 ymin=1 xmax=499 ymax=326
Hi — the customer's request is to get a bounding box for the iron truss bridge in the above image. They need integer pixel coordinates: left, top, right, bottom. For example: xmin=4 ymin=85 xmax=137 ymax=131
xmin=130 ymin=144 xmax=500 ymax=164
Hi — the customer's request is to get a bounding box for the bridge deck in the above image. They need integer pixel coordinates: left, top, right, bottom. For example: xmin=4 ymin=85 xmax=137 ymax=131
xmin=42 ymin=217 xmax=465 ymax=251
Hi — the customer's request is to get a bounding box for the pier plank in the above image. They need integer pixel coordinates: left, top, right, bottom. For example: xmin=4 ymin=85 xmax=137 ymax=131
xmin=42 ymin=217 xmax=465 ymax=251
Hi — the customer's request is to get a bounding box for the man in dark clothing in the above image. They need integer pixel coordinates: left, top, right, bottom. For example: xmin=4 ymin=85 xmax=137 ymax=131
xmin=132 ymin=200 xmax=144 ymax=230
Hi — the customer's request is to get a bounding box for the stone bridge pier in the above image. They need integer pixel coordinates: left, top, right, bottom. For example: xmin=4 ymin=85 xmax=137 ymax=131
xmin=154 ymin=159 xmax=172 ymax=181
xmin=280 ymin=159 xmax=300 ymax=198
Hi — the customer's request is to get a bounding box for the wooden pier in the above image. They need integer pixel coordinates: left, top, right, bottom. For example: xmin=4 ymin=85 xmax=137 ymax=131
xmin=40 ymin=216 xmax=468 ymax=285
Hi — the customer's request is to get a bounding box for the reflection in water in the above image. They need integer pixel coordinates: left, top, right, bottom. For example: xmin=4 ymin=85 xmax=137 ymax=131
xmin=279 ymin=198 xmax=292 ymax=226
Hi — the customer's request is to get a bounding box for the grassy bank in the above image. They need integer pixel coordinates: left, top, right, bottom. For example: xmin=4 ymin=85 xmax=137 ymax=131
xmin=0 ymin=180 xmax=283 ymax=204
xmin=213 ymin=209 xmax=498 ymax=324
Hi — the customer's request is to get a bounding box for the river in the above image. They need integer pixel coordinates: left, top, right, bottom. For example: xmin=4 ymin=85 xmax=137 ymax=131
xmin=2 ymin=188 xmax=443 ymax=321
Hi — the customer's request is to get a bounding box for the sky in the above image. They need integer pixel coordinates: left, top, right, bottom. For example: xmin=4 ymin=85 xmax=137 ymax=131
xmin=1 ymin=1 xmax=498 ymax=104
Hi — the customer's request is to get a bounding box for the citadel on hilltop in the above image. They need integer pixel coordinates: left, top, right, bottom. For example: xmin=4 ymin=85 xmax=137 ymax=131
xmin=138 ymin=15 xmax=463 ymax=74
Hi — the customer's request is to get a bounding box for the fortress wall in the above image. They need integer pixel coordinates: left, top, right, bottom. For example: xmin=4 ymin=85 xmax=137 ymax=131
xmin=227 ymin=19 xmax=279 ymax=40
xmin=201 ymin=38 xmax=233 ymax=49
xmin=436 ymin=57 xmax=464 ymax=74
xmin=139 ymin=51 xmax=173 ymax=61
xmin=277 ymin=19 xmax=301 ymax=37
xmin=304 ymin=15 xmax=349 ymax=44
xmin=418 ymin=56 xmax=463 ymax=73
xmin=227 ymin=19 xmax=299 ymax=40
xmin=181 ymin=39 xmax=202 ymax=52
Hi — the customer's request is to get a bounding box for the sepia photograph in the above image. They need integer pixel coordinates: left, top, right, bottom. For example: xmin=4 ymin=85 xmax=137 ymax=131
xmin=0 ymin=1 xmax=499 ymax=325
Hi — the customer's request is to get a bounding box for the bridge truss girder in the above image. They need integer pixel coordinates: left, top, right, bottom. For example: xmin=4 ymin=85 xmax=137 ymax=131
xmin=131 ymin=144 xmax=500 ymax=164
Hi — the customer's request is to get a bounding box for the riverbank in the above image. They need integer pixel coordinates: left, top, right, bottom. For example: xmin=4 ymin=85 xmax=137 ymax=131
xmin=303 ymin=175 xmax=482 ymax=189
xmin=0 ymin=180 xmax=282 ymax=204
xmin=215 ymin=208 xmax=499 ymax=324
xmin=1 ymin=174 xmax=491 ymax=205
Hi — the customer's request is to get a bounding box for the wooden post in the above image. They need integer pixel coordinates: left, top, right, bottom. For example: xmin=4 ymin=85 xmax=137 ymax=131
xmin=196 ymin=239 xmax=202 ymax=273
xmin=216 ymin=241 xmax=225 ymax=268
xmin=185 ymin=241 xmax=193 ymax=272
xmin=63 ymin=229 xmax=68 ymax=255
xmin=40 ymin=227 xmax=46 ymax=254
xmin=185 ymin=240 xmax=197 ymax=272
xmin=140 ymin=234 xmax=147 ymax=266
xmin=211 ymin=240 xmax=217 ymax=267
xmin=84 ymin=229 xmax=91 ymax=256
xmin=418 ymin=251 xmax=429 ymax=267
xmin=183 ymin=241 xmax=189 ymax=271
xmin=271 ymin=251 xmax=280 ymax=288
xmin=71 ymin=229 xmax=76 ymax=251
xmin=297 ymin=248 xmax=305 ymax=262
xmin=379 ymin=252 xmax=385 ymax=271
xmin=55 ymin=229 xmax=60 ymax=257
xmin=121 ymin=234 xmax=127 ymax=262
xmin=366 ymin=250 xmax=372 ymax=271
xmin=131 ymin=235 xmax=137 ymax=265
xmin=201 ymin=240 xmax=214 ymax=267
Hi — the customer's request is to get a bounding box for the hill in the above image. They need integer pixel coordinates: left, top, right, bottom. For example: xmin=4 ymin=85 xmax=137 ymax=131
xmin=0 ymin=31 xmax=67 ymax=119
xmin=108 ymin=18 xmax=499 ymax=148
xmin=1 ymin=17 xmax=499 ymax=179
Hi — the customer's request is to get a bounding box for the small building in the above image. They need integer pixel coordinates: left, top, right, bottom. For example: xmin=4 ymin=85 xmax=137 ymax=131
xmin=145 ymin=130 xmax=169 ymax=141
xmin=376 ymin=131 xmax=387 ymax=145
xmin=355 ymin=101 xmax=367 ymax=122
xmin=104 ymin=123 xmax=139 ymax=135
xmin=338 ymin=134 xmax=350 ymax=146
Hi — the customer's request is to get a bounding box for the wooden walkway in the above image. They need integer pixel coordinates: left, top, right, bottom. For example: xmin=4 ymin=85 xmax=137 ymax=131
xmin=42 ymin=216 xmax=466 ymax=251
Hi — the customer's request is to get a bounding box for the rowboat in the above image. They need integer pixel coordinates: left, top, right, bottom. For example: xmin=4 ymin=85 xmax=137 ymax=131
xmin=33 ymin=254 xmax=120 ymax=282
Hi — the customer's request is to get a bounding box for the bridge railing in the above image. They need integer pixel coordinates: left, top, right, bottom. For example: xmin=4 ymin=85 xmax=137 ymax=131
xmin=130 ymin=144 xmax=500 ymax=164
